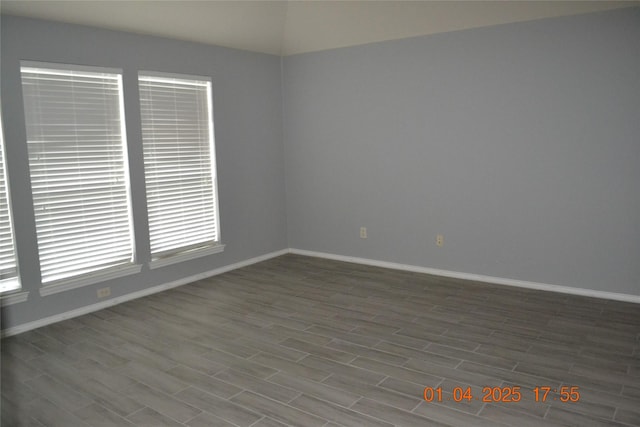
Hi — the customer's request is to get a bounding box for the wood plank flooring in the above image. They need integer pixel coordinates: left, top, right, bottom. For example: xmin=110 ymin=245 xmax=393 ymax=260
xmin=2 ymin=254 xmax=639 ymax=426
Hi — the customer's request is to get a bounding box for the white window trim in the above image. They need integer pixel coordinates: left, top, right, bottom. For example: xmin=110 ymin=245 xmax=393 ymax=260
xmin=0 ymin=278 xmax=20 ymax=294
xmin=21 ymin=61 xmax=122 ymax=75
xmin=21 ymin=61 xmax=139 ymax=291
xmin=149 ymin=243 xmax=225 ymax=270
xmin=0 ymin=106 xmax=21 ymax=294
xmin=39 ymin=263 xmax=142 ymax=297
xmin=0 ymin=289 xmax=29 ymax=306
xmin=139 ymin=70 xmax=222 ymax=264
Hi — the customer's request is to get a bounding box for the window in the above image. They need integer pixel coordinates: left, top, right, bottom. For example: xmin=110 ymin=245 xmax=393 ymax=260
xmin=21 ymin=62 xmax=139 ymax=292
xmin=139 ymin=72 xmax=222 ymax=267
xmin=0 ymin=113 xmax=20 ymax=293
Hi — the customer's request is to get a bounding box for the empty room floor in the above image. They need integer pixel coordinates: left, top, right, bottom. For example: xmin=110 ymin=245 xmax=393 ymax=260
xmin=2 ymin=254 xmax=639 ymax=427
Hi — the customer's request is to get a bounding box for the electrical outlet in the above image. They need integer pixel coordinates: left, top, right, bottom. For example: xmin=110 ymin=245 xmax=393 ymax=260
xmin=360 ymin=227 xmax=367 ymax=239
xmin=436 ymin=234 xmax=444 ymax=247
xmin=97 ymin=287 xmax=111 ymax=298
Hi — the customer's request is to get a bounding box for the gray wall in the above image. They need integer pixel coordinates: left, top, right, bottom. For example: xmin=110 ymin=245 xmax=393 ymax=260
xmin=1 ymin=15 xmax=288 ymax=329
xmin=283 ymin=8 xmax=640 ymax=295
xmin=2 ymin=8 xmax=639 ymax=332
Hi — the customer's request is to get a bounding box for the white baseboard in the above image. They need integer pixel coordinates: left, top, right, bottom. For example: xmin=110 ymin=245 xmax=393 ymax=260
xmin=1 ymin=249 xmax=289 ymax=338
xmin=4 ymin=246 xmax=638 ymax=337
xmin=289 ymin=248 xmax=640 ymax=304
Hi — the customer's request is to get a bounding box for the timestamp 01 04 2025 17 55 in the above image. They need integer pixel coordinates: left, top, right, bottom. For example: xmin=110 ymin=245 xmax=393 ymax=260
xmin=423 ymin=385 xmax=580 ymax=403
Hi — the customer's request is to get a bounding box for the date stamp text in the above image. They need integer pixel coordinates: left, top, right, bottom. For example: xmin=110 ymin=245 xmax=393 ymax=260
xmin=423 ymin=386 xmax=580 ymax=403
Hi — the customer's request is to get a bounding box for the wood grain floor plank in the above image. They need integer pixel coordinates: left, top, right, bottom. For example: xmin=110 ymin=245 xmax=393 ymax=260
xmin=2 ymin=254 xmax=639 ymax=426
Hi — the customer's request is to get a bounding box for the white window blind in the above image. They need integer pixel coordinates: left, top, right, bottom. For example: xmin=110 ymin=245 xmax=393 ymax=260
xmin=0 ymin=114 xmax=20 ymax=293
xmin=139 ymin=72 xmax=220 ymax=260
xmin=21 ymin=62 xmax=136 ymax=285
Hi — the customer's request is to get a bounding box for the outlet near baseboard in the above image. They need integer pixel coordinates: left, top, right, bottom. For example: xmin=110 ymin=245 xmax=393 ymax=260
xmin=97 ymin=287 xmax=111 ymax=298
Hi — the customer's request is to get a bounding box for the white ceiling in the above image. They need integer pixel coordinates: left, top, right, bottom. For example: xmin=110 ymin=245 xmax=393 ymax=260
xmin=2 ymin=1 xmax=638 ymax=56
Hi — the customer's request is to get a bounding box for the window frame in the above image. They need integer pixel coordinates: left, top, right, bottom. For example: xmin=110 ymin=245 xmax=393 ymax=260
xmin=20 ymin=61 xmax=141 ymax=295
xmin=138 ymin=71 xmax=223 ymax=269
xmin=0 ymin=108 xmax=23 ymax=299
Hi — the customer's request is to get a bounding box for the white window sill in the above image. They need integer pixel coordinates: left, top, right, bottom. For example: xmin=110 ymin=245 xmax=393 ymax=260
xmin=149 ymin=243 xmax=225 ymax=270
xmin=0 ymin=277 xmax=21 ymax=294
xmin=39 ymin=263 xmax=142 ymax=297
xmin=1 ymin=290 xmax=29 ymax=306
